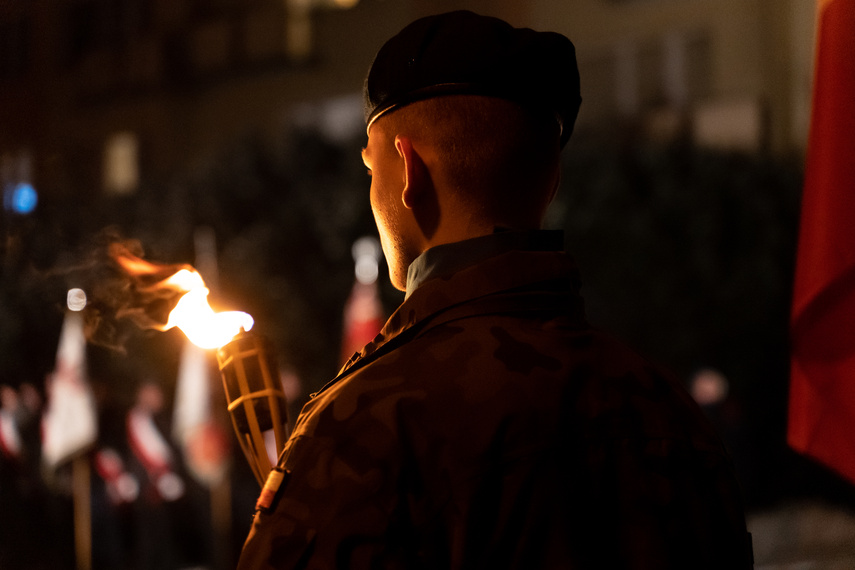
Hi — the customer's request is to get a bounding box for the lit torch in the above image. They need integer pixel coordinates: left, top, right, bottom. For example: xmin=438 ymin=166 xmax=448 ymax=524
xmin=113 ymin=248 xmax=290 ymax=486
xmin=215 ymin=332 xmax=289 ymax=487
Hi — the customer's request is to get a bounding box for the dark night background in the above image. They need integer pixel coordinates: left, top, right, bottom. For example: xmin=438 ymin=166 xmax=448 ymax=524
xmin=1 ymin=0 xmax=854 ymax=568
xmin=5 ymin=106 xmax=855 ymax=570
xmin=6 ymin=118 xmax=850 ymax=493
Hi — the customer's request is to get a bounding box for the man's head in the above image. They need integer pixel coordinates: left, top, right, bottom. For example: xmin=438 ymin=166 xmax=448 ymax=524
xmin=362 ymin=11 xmax=581 ymax=290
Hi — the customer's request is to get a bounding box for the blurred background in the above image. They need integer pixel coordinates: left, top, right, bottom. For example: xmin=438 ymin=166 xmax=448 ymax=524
xmin=1 ymin=0 xmax=853 ymax=568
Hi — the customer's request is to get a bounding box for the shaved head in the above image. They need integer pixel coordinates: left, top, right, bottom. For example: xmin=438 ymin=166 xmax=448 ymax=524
xmin=378 ymin=95 xmax=562 ymax=229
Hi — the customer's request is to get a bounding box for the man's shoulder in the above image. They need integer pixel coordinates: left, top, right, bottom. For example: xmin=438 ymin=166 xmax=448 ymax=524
xmin=407 ymin=317 xmax=721 ymax=447
xmin=310 ymin=292 xmax=721 ymax=458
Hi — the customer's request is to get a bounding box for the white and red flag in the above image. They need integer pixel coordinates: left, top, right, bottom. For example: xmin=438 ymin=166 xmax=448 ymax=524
xmin=341 ymin=237 xmax=385 ymax=364
xmin=788 ymin=0 xmax=855 ymax=485
xmin=172 ymin=340 xmax=230 ymax=486
xmin=42 ymin=310 xmax=98 ymax=469
xmin=341 ymin=280 xmax=385 ymax=364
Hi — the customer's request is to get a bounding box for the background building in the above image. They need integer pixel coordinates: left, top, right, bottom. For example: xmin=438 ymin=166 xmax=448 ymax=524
xmin=535 ymin=0 xmax=816 ymax=154
xmin=0 ymin=0 xmax=816 ymax=202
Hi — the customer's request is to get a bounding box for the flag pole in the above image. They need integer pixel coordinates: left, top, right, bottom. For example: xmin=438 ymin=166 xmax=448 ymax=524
xmin=211 ymin=473 xmax=233 ymax=569
xmin=72 ymin=453 xmax=92 ymax=570
xmin=42 ymin=297 xmax=98 ymax=570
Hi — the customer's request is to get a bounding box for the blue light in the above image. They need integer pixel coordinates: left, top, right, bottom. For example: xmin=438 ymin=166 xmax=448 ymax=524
xmin=10 ymin=182 xmax=37 ymax=214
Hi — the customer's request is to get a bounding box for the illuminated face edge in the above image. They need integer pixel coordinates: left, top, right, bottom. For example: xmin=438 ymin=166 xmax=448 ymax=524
xmin=362 ymin=122 xmax=412 ymax=291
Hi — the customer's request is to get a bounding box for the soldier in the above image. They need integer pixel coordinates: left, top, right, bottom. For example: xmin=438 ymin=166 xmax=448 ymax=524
xmin=238 ymin=10 xmax=753 ymax=569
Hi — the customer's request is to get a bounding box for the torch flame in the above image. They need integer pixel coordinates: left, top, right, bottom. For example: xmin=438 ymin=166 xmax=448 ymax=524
xmin=166 ymin=283 xmax=254 ymax=350
xmin=161 ymin=269 xmax=254 ymax=349
xmin=111 ymin=245 xmax=253 ymax=349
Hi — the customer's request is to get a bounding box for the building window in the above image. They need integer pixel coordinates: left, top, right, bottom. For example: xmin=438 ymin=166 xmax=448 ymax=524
xmin=103 ymin=132 xmax=140 ymax=195
xmin=65 ymin=0 xmax=152 ymax=67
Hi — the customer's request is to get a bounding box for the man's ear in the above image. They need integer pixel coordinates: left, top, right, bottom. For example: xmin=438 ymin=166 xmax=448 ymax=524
xmin=395 ymin=136 xmax=427 ymax=210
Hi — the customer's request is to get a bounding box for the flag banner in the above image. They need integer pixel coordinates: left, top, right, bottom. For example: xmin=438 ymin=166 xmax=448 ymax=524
xmin=788 ymin=0 xmax=855 ymax=485
xmin=42 ymin=311 xmax=98 ymax=469
xmin=173 ymin=341 xmax=230 ymax=486
xmin=341 ymin=279 xmax=385 ymax=364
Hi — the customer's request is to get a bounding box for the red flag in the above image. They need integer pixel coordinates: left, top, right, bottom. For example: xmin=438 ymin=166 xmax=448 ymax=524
xmin=42 ymin=311 xmax=98 ymax=469
xmin=341 ymin=279 xmax=384 ymax=364
xmin=788 ymin=0 xmax=855 ymax=485
xmin=341 ymin=237 xmax=385 ymax=364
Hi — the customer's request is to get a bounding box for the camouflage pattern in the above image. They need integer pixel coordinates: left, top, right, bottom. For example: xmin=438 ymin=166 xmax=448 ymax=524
xmin=238 ymin=239 xmax=753 ymax=569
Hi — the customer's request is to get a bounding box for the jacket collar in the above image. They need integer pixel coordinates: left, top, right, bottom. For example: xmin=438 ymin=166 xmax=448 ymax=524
xmin=405 ymin=229 xmax=565 ymax=299
xmin=311 ymin=246 xmax=582 ymax=399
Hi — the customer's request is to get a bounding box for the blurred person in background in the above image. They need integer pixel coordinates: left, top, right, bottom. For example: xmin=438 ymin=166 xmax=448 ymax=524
xmin=126 ymin=380 xmax=185 ymax=569
xmin=0 ymin=383 xmax=53 ymax=569
xmin=0 ymin=384 xmax=23 ymax=462
xmin=0 ymin=384 xmax=26 ymax=567
xmin=237 ymin=11 xmax=752 ymax=569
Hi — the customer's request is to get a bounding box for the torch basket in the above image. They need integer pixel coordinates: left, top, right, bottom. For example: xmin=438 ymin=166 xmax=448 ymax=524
xmin=216 ymin=332 xmax=289 ymax=486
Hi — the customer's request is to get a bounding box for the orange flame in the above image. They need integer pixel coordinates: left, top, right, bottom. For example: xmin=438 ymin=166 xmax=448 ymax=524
xmin=112 ymin=245 xmax=253 ymax=349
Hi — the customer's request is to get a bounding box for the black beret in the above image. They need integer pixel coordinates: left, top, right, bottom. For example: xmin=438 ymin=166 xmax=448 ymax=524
xmin=363 ymin=10 xmax=581 ymax=146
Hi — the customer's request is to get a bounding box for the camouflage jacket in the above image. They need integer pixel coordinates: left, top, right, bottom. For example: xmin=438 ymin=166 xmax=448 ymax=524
xmin=237 ymin=234 xmax=752 ymax=569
